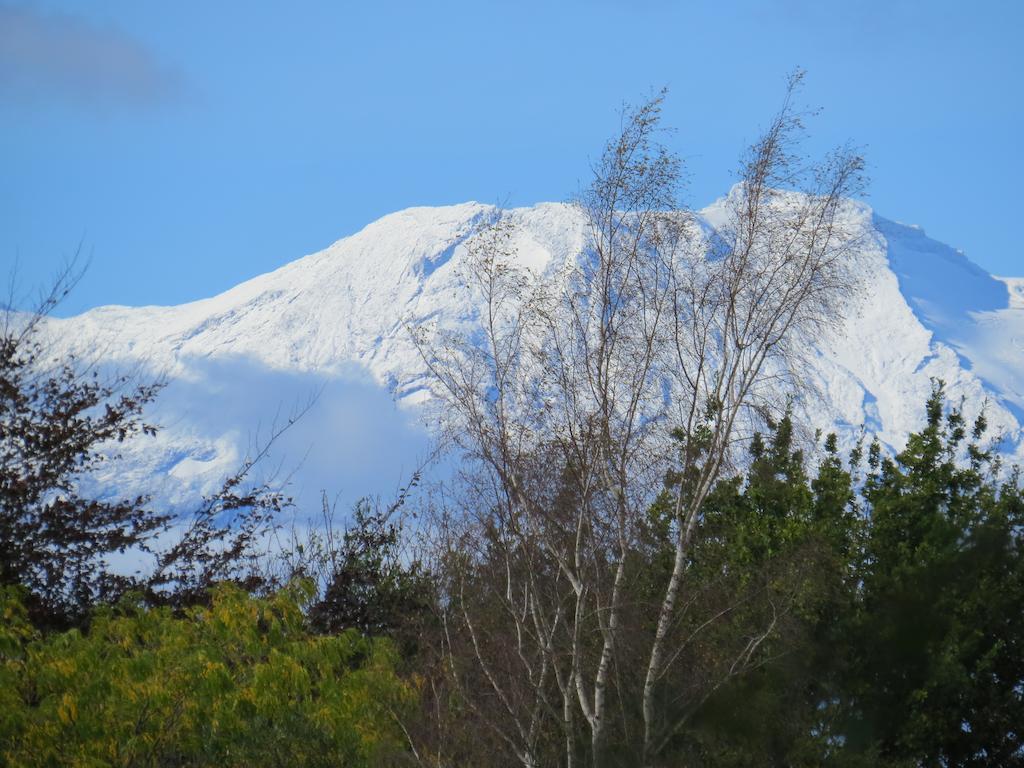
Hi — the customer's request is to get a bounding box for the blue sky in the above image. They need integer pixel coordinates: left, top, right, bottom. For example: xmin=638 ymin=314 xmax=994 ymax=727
xmin=2 ymin=0 xmax=1021 ymax=316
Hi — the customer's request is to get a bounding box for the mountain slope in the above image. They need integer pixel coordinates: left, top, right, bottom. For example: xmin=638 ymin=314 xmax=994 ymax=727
xmin=46 ymin=198 xmax=1024 ymax=511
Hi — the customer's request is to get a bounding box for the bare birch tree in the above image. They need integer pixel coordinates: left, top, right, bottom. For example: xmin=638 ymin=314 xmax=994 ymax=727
xmin=412 ymin=71 xmax=866 ymax=768
xmin=640 ymin=72 xmax=865 ymax=764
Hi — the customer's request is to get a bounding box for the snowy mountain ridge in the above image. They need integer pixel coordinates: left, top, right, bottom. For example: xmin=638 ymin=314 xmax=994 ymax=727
xmin=45 ymin=197 xmax=1024 ymax=511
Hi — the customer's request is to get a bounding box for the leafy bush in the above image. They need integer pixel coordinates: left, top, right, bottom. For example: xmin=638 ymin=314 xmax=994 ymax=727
xmin=0 ymin=581 xmax=414 ymax=767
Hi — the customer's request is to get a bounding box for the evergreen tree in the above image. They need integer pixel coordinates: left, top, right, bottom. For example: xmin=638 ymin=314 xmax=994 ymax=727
xmin=306 ymin=498 xmax=433 ymax=659
xmin=847 ymin=382 xmax=1024 ymax=766
xmin=670 ymin=414 xmax=862 ymax=767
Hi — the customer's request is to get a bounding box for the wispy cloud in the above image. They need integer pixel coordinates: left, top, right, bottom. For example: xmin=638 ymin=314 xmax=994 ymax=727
xmin=0 ymin=4 xmax=184 ymax=111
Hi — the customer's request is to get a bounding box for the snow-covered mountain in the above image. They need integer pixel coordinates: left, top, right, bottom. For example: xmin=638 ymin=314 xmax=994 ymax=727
xmin=47 ymin=198 xmax=1024 ymax=512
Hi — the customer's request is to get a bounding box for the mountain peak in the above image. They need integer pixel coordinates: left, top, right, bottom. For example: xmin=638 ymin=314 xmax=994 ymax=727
xmin=48 ymin=198 xmax=1024 ymax=511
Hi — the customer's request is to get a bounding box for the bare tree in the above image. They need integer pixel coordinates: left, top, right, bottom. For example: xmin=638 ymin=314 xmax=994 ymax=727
xmin=412 ymin=71 xmax=865 ymax=768
xmin=641 ymin=71 xmax=865 ymax=763
xmin=410 ymin=217 xmax=567 ymax=767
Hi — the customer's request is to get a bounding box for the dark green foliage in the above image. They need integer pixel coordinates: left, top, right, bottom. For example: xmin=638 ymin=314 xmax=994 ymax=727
xmin=306 ymin=498 xmax=433 ymax=656
xmin=650 ymin=389 xmax=1023 ymax=768
xmin=846 ymin=382 xmax=1024 ymax=766
xmin=664 ymin=412 xmax=863 ymax=767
